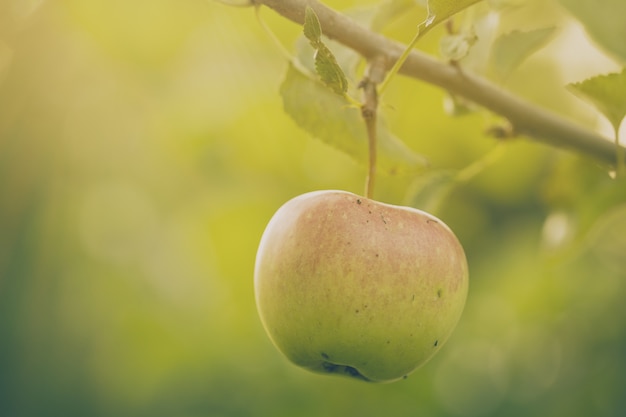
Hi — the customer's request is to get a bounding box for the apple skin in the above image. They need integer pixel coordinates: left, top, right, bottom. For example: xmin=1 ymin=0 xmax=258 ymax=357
xmin=254 ymin=190 xmax=469 ymax=383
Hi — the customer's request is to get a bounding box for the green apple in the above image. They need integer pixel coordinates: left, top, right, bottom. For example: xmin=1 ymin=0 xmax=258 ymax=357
xmin=254 ymin=190 xmax=469 ymax=383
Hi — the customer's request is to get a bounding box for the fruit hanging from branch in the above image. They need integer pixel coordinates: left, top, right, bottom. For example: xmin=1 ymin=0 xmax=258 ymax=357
xmin=254 ymin=190 xmax=469 ymax=382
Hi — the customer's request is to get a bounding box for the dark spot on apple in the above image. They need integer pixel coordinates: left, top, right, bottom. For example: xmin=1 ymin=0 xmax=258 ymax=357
xmin=321 ymin=352 xmax=329 ymax=359
xmin=355 ymin=309 xmax=359 ymax=313
xmin=380 ymin=214 xmax=387 ymax=224
xmin=411 ymin=294 xmax=415 ymax=301
xmin=437 ymin=288 xmax=443 ymax=298
xmin=386 ymin=340 xmax=390 ymax=344
xmin=375 ymin=253 xmax=379 ymax=257
xmin=343 ymin=366 xmax=365 ymax=379
xmin=357 ymin=199 xmax=362 ymax=205
xmin=403 ymin=375 xmax=408 ymax=379
xmin=321 ymin=362 xmax=370 ymax=381
xmin=434 ymin=340 xmax=439 ymax=347
xmin=322 ymin=361 xmax=336 ymax=372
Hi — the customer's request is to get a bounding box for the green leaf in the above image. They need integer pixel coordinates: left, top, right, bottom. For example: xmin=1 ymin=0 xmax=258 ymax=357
xmin=487 ymin=0 xmax=524 ymax=10
xmin=314 ymin=45 xmax=349 ymax=96
xmin=370 ymin=0 xmax=422 ymax=31
xmin=302 ymin=7 xmax=348 ymax=96
xmin=568 ymin=69 xmax=626 ymax=132
xmin=584 ymin=201 xmax=626 ymax=270
xmin=489 ymin=27 xmax=556 ymax=81
xmin=303 ymin=6 xmax=322 ymax=43
xmin=280 ymin=63 xmax=429 ymax=175
xmin=381 ymin=0 xmax=482 ymax=91
xmin=423 ymin=0 xmax=483 ymax=30
xmin=559 ymin=0 xmax=626 ymax=63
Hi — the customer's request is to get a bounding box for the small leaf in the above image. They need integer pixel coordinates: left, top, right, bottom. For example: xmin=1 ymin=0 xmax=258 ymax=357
xmin=280 ymin=63 xmax=429 ymax=175
xmin=423 ymin=0 xmax=483 ymax=30
xmin=302 ymin=7 xmax=348 ymax=96
xmin=559 ymin=0 xmax=626 ymax=63
xmin=295 ymin=36 xmax=359 ymax=86
xmin=489 ymin=27 xmax=556 ymax=81
xmin=314 ymin=44 xmax=349 ymax=96
xmin=303 ymin=6 xmax=322 ymax=43
xmin=568 ymin=69 xmax=626 ymax=132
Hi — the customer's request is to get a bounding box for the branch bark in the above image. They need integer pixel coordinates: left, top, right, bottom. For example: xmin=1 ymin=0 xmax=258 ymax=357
xmin=256 ymin=0 xmax=620 ymax=166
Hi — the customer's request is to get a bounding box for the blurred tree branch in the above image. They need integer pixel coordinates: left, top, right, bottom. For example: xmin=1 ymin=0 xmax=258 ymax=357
xmin=254 ymin=0 xmax=621 ymax=167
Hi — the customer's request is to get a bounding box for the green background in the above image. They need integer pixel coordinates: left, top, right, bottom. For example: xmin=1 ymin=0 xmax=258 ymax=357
xmin=1 ymin=0 xmax=625 ymax=416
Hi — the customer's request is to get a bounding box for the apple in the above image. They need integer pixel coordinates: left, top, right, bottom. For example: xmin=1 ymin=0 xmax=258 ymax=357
xmin=254 ymin=190 xmax=469 ymax=382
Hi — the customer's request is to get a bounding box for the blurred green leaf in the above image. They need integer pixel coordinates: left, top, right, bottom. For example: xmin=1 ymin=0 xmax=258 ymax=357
xmin=560 ymin=0 xmax=626 ymax=63
xmin=280 ymin=63 xmax=429 ymax=175
xmin=544 ymin=173 xmax=626 ymax=259
xmin=578 ymin=176 xmax=626 ymax=233
xmin=405 ymin=170 xmax=457 ymax=214
xmin=585 ymin=203 xmax=626 ymax=270
xmin=424 ymin=0 xmax=483 ymax=29
xmin=370 ymin=0 xmax=422 ymax=31
xmin=490 ymin=27 xmax=556 ymax=81
xmin=380 ymin=0 xmax=482 ymax=94
xmin=568 ymin=69 xmax=626 ymax=132
xmin=487 ymin=0 xmax=525 ymax=10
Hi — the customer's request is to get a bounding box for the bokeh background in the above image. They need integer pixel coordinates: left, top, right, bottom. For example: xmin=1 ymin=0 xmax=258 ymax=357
xmin=1 ymin=0 xmax=625 ymax=416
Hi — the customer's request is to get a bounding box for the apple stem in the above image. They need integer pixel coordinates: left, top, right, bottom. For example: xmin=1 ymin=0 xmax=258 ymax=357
xmin=360 ymin=56 xmax=387 ymax=199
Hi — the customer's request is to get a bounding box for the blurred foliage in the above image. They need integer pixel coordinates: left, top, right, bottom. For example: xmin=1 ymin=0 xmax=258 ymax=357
xmin=0 ymin=0 xmax=625 ymax=417
xmin=559 ymin=0 xmax=626 ymax=64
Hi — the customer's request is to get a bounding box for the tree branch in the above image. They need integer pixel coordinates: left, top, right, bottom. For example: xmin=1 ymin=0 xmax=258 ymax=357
xmin=256 ymin=0 xmax=620 ymax=166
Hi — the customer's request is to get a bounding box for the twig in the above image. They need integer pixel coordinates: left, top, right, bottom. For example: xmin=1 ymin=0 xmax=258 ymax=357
xmin=254 ymin=0 xmax=621 ymax=166
xmin=359 ymin=56 xmax=387 ymax=198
